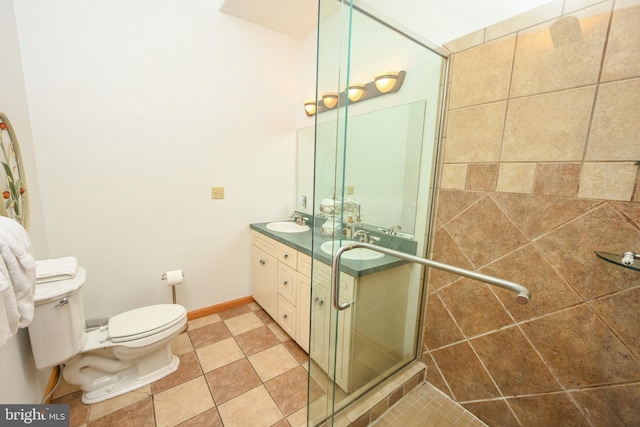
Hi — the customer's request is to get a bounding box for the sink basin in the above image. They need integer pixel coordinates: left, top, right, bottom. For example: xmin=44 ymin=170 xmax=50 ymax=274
xmin=266 ymin=221 xmax=310 ymax=233
xmin=320 ymin=240 xmax=385 ymax=261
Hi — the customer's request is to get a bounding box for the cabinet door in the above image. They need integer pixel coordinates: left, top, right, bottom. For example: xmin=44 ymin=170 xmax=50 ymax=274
xmin=296 ymin=271 xmax=311 ymax=353
xmin=310 ymin=284 xmax=331 ymax=373
xmin=251 ymin=245 xmax=277 ymax=318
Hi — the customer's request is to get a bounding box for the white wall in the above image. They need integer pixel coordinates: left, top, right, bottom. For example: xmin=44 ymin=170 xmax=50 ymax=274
xmin=14 ymin=0 xmax=301 ymax=318
xmin=0 ymin=0 xmax=50 ymax=404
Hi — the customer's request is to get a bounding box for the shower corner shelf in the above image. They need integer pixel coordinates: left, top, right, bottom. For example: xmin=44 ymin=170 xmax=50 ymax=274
xmin=595 ymin=251 xmax=640 ymax=272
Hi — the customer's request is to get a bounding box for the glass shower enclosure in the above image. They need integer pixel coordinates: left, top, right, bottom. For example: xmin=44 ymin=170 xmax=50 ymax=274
xmin=303 ymin=1 xmax=449 ymax=425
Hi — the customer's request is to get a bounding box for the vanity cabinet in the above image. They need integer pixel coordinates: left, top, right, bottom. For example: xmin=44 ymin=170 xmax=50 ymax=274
xmin=251 ymin=231 xmax=311 ymax=352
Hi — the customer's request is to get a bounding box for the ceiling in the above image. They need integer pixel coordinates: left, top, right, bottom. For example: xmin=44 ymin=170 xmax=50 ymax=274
xmin=219 ymin=0 xmax=319 ymax=39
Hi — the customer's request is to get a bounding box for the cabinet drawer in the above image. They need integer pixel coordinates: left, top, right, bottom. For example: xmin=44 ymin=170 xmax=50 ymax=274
xmin=277 ymin=241 xmax=298 ymax=269
xmin=278 ymin=264 xmax=296 ymax=305
xmin=277 ymin=296 xmax=296 ymax=338
xmin=252 ymin=231 xmax=278 ymax=256
xmin=313 ymin=261 xmax=355 ymax=301
xmin=298 ymin=252 xmax=312 ymax=277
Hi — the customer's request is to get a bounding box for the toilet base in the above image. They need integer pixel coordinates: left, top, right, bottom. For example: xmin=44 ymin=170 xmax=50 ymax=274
xmin=78 ymin=354 xmax=180 ymax=404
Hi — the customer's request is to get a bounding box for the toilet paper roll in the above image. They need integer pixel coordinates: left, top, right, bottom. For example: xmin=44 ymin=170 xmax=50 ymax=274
xmin=165 ymin=270 xmax=183 ymax=287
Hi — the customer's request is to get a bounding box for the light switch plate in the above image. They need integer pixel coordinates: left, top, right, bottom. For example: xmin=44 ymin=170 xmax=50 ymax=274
xmin=211 ymin=187 xmax=225 ymax=199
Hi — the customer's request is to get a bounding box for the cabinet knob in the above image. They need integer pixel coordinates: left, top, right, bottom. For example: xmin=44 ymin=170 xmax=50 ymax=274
xmin=282 ymin=281 xmax=288 ymax=286
xmin=283 ymin=254 xmax=289 ymax=259
xmin=259 ymin=260 xmax=266 ymax=265
xmin=318 ymin=300 xmax=324 ymax=305
xmin=282 ymin=314 xmax=288 ymax=319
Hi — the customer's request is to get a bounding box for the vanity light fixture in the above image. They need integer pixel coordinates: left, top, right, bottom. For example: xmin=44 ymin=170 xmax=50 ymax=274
xmin=347 ymin=83 xmax=366 ymax=102
xmin=304 ymin=100 xmax=317 ymax=117
xmin=374 ymin=71 xmax=400 ymax=93
xmin=321 ymin=92 xmax=339 ymax=109
xmin=304 ymin=70 xmax=406 ymax=116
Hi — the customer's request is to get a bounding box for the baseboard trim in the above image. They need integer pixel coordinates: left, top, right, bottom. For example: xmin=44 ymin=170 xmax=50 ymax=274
xmin=42 ymin=365 xmax=61 ymax=404
xmin=187 ymin=296 xmax=255 ymax=320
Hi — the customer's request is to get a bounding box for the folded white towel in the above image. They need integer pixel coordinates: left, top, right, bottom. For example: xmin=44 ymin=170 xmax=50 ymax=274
xmin=0 ymin=216 xmax=36 ymax=349
xmin=36 ymin=256 xmax=78 ymax=283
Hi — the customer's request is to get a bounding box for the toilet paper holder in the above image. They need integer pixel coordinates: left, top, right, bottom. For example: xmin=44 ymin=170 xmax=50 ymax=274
xmin=161 ymin=272 xmax=184 ymax=280
xmin=161 ymin=271 xmax=184 ymax=304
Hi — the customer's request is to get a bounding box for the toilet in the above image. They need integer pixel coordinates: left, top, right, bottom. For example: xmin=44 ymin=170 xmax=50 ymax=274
xmin=28 ymin=266 xmax=188 ymax=404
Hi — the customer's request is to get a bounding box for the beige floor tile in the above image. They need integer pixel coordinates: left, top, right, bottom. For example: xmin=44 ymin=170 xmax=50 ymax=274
xmin=171 ymin=331 xmax=194 ymax=355
xmin=288 ymin=406 xmax=308 ymax=427
xmin=217 ymin=385 xmax=283 ymax=427
xmin=224 ymin=312 xmax=263 ymax=335
xmin=248 ymin=344 xmax=300 ymax=382
xmin=188 ymin=313 xmax=221 ymax=329
xmin=153 ymin=377 xmax=214 ymax=427
xmin=196 ymin=337 xmax=245 ymax=373
xmin=267 ymin=321 xmax=291 ymax=342
xmin=52 ymin=376 xmax=80 ymax=400
xmin=248 ymin=301 xmax=261 ymax=311
xmin=89 ymin=384 xmax=151 ymax=420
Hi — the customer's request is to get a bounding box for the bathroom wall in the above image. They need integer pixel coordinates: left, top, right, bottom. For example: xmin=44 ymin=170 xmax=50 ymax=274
xmin=13 ymin=0 xmax=302 ymax=318
xmin=0 ymin=0 xmax=51 ymax=404
xmin=423 ymin=0 xmax=640 ymax=425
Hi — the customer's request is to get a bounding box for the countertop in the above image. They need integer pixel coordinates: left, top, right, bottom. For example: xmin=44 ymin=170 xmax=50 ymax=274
xmin=250 ymin=221 xmax=416 ymax=277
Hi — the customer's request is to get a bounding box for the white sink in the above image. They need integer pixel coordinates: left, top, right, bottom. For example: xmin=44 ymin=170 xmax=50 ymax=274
xmin=266 ymin=221 xmax=310 ymax=233
xmin=320 ymin=240 xmax=385 ymax=261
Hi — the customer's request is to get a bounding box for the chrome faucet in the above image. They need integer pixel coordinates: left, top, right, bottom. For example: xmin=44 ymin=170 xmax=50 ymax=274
xmin=290 ymin=212 xmax=307 ymax=226
xmin=388 ymin=225 xmax=401 ymax=235
xmin=353 ymin=230 xmax=379 ymax=244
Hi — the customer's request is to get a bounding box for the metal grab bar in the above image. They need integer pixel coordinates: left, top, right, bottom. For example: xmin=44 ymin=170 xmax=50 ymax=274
xmin=331 ymin=242 xmax=531 ymax=311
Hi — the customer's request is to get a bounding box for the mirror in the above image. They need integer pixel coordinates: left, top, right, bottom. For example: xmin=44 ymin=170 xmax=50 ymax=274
xmin=0 ymin=112 xmax=29 ymax=229
xmin=297 ymin=100 xmax=426 ymax=238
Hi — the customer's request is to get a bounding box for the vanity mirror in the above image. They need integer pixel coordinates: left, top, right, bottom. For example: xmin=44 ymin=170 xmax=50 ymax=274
xmin=0 ymin=112 xmax=29 ymax=229
xmin=296 ymin=100 xmax=426 ymax=238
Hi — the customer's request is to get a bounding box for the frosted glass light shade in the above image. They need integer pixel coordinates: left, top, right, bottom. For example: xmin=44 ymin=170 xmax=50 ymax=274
xmin=304 ymin=100 xmax=317 ymax=116
xmin=321 ymin=92 xmax=339 ymax=109
xmin=347 ymin=83 xmax=365 ymax=102
xmin=374 ymin=71 xmax=399 ymax=93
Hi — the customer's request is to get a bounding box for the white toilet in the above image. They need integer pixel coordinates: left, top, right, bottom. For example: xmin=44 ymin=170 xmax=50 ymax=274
xmin=28 ymin=266 xmax=188 ymax=404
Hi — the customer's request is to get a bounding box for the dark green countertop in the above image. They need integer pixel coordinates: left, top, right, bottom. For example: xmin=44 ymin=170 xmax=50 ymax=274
xmin=250 ymin=221 xmax=415 ymax=277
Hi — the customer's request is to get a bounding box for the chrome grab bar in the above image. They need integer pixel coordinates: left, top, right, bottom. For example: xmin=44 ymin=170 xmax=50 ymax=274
xmin=331 ymin=242 xmax=531 ymax=311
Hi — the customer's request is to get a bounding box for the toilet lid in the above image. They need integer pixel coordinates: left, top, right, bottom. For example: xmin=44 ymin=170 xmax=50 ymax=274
xmin=108 ymin=304 xmax=186 ymax=343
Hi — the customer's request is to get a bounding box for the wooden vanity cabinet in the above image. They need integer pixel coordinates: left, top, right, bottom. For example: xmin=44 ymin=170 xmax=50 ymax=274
xmin=251 ymin=231 xmax=311 ymax=352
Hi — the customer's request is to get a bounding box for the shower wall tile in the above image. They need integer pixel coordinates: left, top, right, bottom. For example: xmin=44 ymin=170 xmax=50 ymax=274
xmin=495 ymin=163 xmax=536 ymax=193
xmin=462 ymin=400 xmax=519 ymax=426
xmin=491 ymin=192 xmax=599 ymax=239
xmin=445 ymin=196 xmax=528 ymax=267
xmin=444 ymin=102 xmax=506 ymax=162
xmin=471 ymin=327 xmax=562 ymax=395
xmin=509 ymin=3 xmax=611 ymax=97
xmin=443 ymin=29 xmax=485 ymax=53
xmin=448 ymin=38 xmax=515 ymax=109
xmin=430 ymin=342 xmax=501 ymax=401
xmin=600 ymin=1 xmax=640 ymax=81
xmin=425 ymin=2 xmax=640 ymax=425
xmin=520 ymin=305 xmax=640 ymax=388
xmin=535 ymin=204 xmax=640 ymax=299
xmin=466 ymin=163 xmax=498 ymax=191
xmin=438 ymin=280 xmax=513 ymax=338
xmin=578 ymin=162 xmax=637 ymax=201
xmin=481 ymin=244 xmax=583 ymax=320
xmin=589 ymin=287 xmax=640 ymax=356
xmin=570 ymin=383 xmax=640 ymax=426
xmin=501 ymin=87 xmax=595 ymax=162
xmin=533 ymin=163 xmax=581 ymax=197
xmin=585 ymin=78 xmax=640 ymax=161
xmin=439 ymin=163 xmax=467 ymax=190
xmin=434 ymin=190 xmax=483 ymax=224
xmin=507 ymin=394 xmax=588 ymax=427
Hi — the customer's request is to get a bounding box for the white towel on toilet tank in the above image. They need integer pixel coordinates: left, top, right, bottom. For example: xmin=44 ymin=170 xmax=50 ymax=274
xmin=0 ymin=216 xmax=36 ymax=349
xmin=35 ymin=256 xmax=78 ymax=283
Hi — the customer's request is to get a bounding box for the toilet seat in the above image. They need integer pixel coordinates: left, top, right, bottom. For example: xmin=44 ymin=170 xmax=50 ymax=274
xmin=108 ymin=304 xmax=187 ymax=343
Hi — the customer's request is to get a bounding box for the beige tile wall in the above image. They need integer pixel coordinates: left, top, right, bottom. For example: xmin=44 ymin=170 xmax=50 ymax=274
xmin=423 ymin=0 xmax=640 ymax=425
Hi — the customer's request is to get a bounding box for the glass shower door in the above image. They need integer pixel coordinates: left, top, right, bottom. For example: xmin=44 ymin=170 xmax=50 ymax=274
xmin=307 ymin=1 xmax=448 ymax=425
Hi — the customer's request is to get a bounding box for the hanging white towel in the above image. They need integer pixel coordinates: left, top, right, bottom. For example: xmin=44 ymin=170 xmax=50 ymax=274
xmin=36 ymin=256 xmax=78 ymax=283
xmin=0 ymin=216 xmax=36 ymax=350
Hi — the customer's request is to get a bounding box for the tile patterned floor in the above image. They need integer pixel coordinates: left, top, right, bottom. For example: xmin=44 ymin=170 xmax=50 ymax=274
xmin=51 ymin=301 xmax=486 ymax=427
xmin=52 ymin=302 xmax=312 ymax=427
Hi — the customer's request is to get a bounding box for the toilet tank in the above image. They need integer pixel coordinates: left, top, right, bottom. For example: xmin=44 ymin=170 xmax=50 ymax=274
xmin=28 ymin=268 xmax=87 ymax=370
